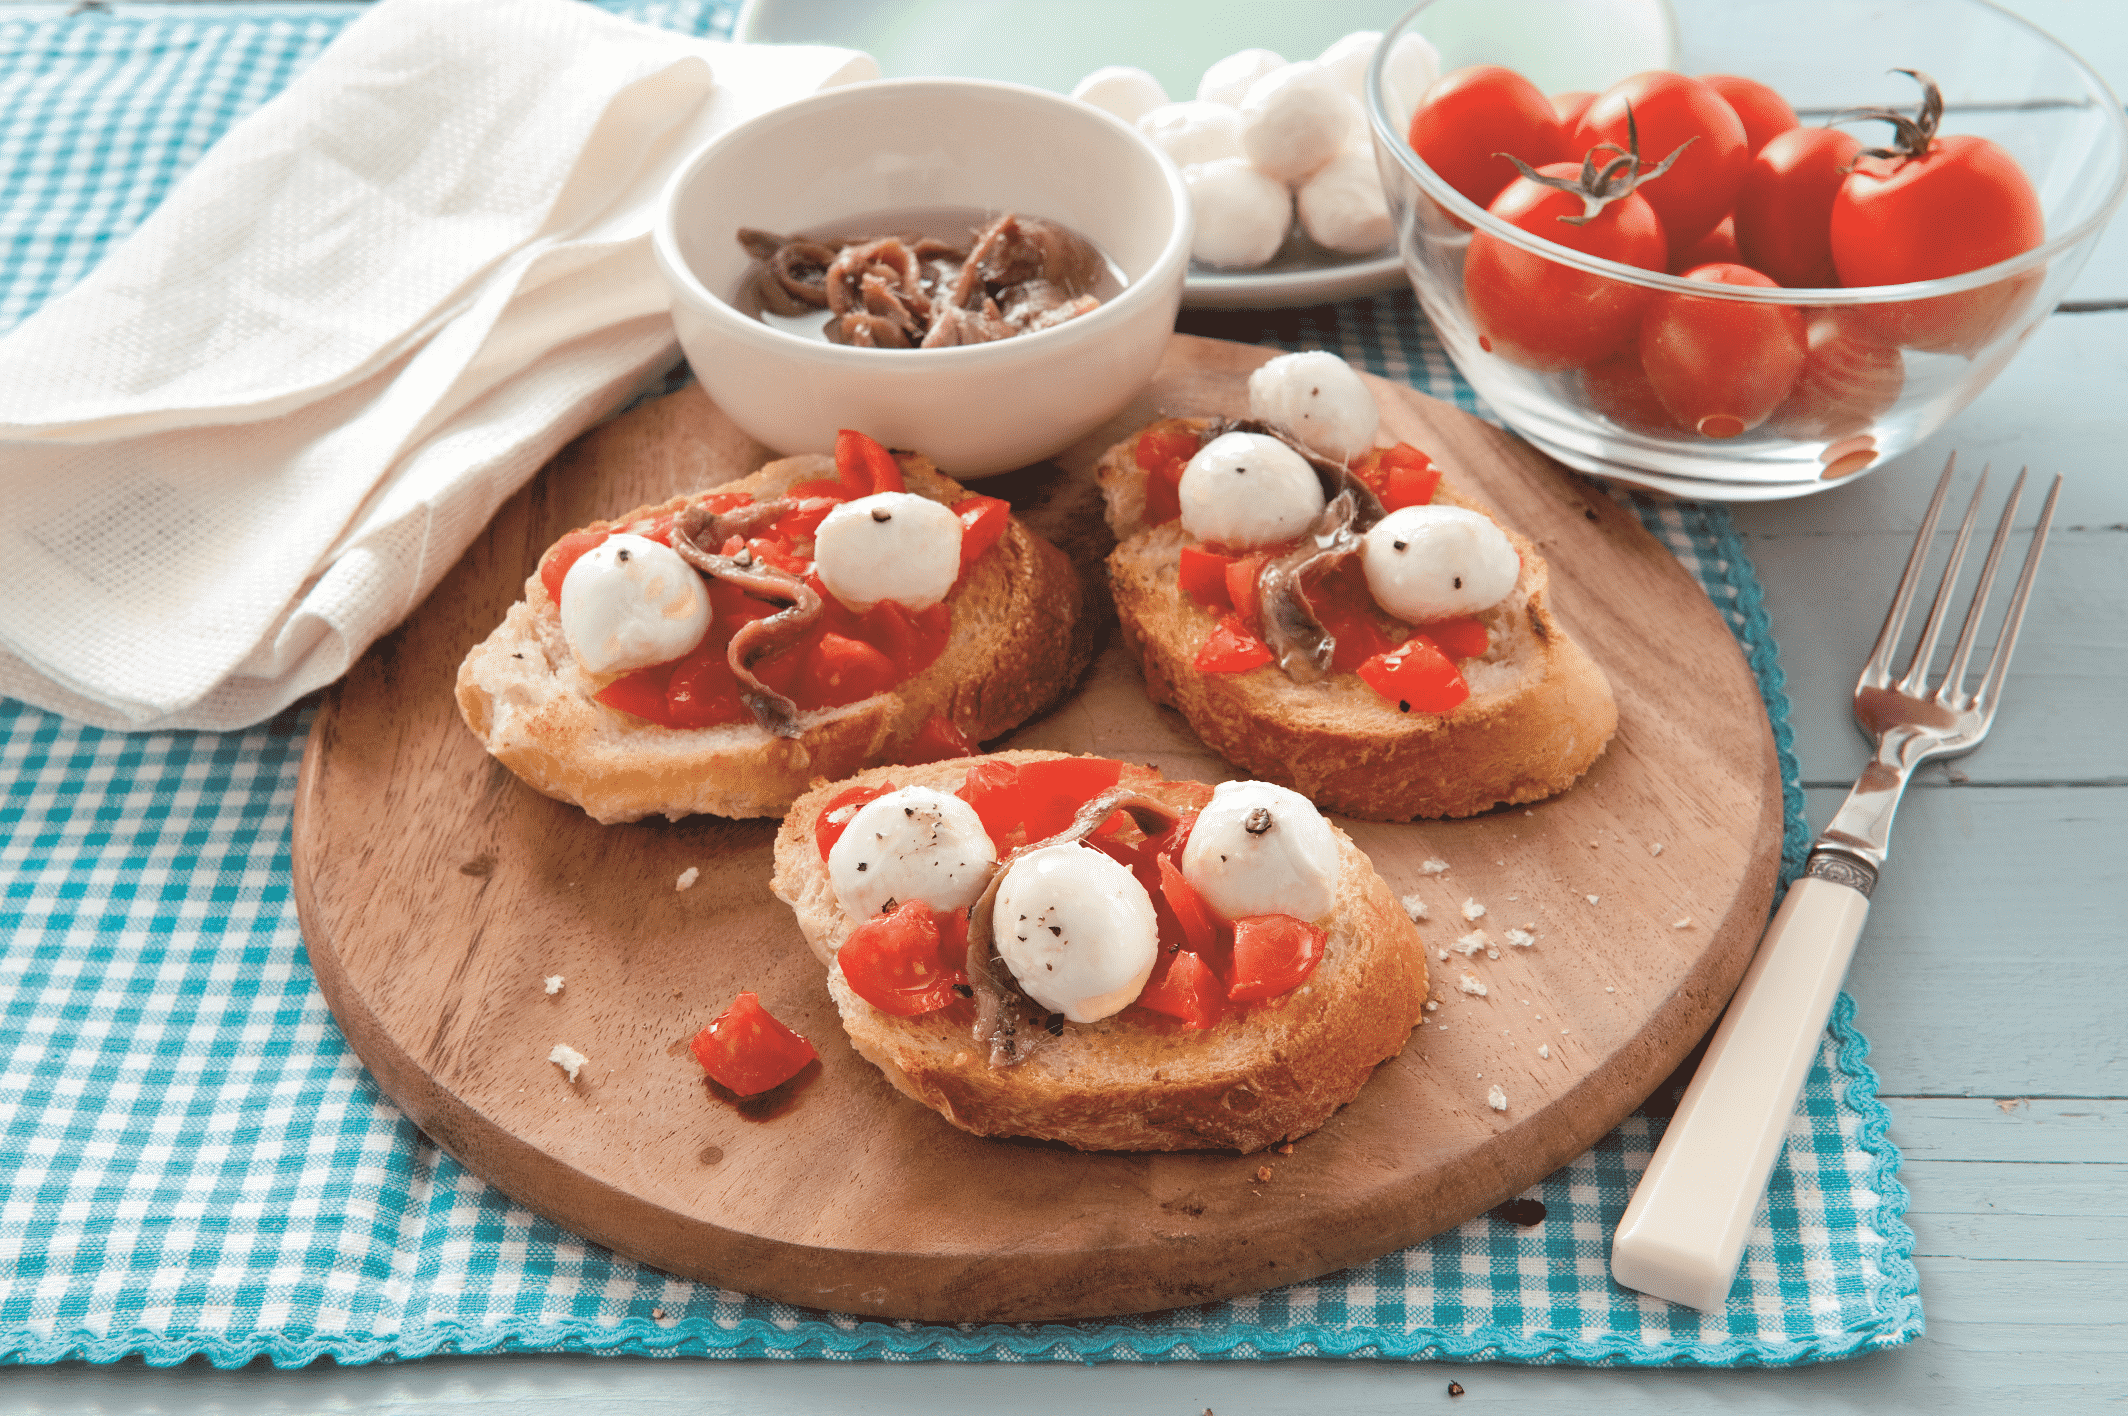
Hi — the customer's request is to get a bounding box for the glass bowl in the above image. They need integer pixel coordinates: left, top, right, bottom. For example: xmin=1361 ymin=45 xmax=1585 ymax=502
xmin=1366 ymin=0 xmax=2128 ymax=499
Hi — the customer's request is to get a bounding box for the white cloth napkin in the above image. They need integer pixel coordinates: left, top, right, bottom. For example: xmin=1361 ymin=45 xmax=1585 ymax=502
xmin=0 ymin=0 xmax=876 ymax=732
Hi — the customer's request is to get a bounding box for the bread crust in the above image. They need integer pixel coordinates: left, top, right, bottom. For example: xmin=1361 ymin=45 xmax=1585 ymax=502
xmin=1097 ymin=420 xmax=1616 ymax=821
xmin=770 ymin=752 xmax=1430 ymax=1153
xmin=456 ymin=454 xmax=1094 ymax=823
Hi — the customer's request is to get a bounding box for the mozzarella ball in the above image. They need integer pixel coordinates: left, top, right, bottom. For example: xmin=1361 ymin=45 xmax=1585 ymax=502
xmin=1183 ymin=158 xmax=1292 ymax=269
xmin=1240 ymin=62 xmax=1356 ymax=185
xmin=1380 ymin=32 xmax=1442 ymax=129
xmin=1136 ymin=101 xmax=1246 ymax=167
xmin=1247 ymin=350 xmax=1381 ymax=464
xmin=1181 ymin=780 xmax=1339 ymax=923
xmin=993 ymin=842 xmax=1159 ymax=1023
xmin=1315 ymin=31 xmax=1383 ymax=102
xmin=1071 ymin=65 xmax=1167 ymax=124
xmin=558 ymin=533 xmax=710 ymax=676
xmin=1177 ymin=431 xmax=1326 ymax=548
xmin=1298 ymin=145 xmax=1394 ymax=254
xmin=1197 ymin=47 xmax=1286 ymax=108
xmin=1361 ymin=505 xmax=1521 ymax=623
xmin=813 ymin=491 xmax=962 ymax=612
xmin=828 ymin=786 xmax=997 ymax=922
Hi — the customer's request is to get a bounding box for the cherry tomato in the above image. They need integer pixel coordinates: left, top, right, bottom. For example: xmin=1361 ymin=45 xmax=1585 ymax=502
xmin=1699 ymin=73 xmax=1798 ymax=155
xmin=1302 ymin=557 xmax=1396 ymax=674
xmin=770 ymin=496 xmax=837 ymax=547
xmin=954 ymin=759 xmax=1021 ymax=849
xmin=1466 ymin=161 xmax=1668 ymax=372
xmin=538 ymin=529 xmax=608 ymax=605
xmin=665 ymin=645 xmax=747 ymax=729
xmin=952 ymin=495 xmax=1011 ymax=575
xmin=692 ymin=992 xmax=817 ymax=1097
xmin=1639 ymin=262 xmax=1807 ymax=438
xmin=1734 ymin=125 xmax=1863 ymax=288
xmin=1356 ymin=635 xmax=1468 ymax=715
xmin=1552 ymin=90 xmax=1597 ymax=131
xmin=815 ymin=781 xmax=896 ymax=860
xmin=1223 ymin=553 xmax=1271 ymax=632
xmin=1579 ymin=348 xmax=1684 ymax=435
xmin=1351 ymin=443 xmax=1442 ymax=511
xmin=901 ymin=713 xmax=978 ymax=764
xmin=1768 ymin=311 xmax=1906 ymax=440
xmin=798 ymin=632 xmax=897 ymax=709
xmin=1581 ymin=71 xmax=1750 ymax=264
xmin=1408 ymin=65 xmax=1568 ymax=211
xmin=1013 ymin=756 xmax=1126 ymax=842
xmin=1418 ymin=615 xmax=1491 ymax=661
xmin=856 ymin=599 xmax=953 ymax=679
xmin=1135 ymin=949 xmax=1225 ymax=1030
xmin=1179 ymin=545 xmax=1236 ymax=610
xmin=593 ymin=660 xmax=678 ymax=726
xmin=1668 ymin=215 xmax=1740 ymax=275
xmin=833 ymin=429 xmax=905 ymax=497
xmin=1134 ymin=420 xmax=1199 ymax=526
xmin=1155 ymin=854 xmax=1224 ymax=960
xmin=838 ymin=900 xmax=968 ymax=1017
xmin=1195 ymin=614 xmax=1274 ymax=674
xmin=1225 ymin=914 xmax=1328 ymax=1003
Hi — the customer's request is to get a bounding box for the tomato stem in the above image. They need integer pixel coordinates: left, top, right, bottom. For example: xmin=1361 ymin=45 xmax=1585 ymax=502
xmin=1838 ymin=68 xmax=1944 ymax=164
xmin=1495 ymin=101 xmax=1692 ymax=226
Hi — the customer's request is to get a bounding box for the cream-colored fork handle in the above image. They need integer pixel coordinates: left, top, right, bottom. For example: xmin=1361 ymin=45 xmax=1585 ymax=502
xmin=1610 ymin=874 xmax=1872 ymax=1312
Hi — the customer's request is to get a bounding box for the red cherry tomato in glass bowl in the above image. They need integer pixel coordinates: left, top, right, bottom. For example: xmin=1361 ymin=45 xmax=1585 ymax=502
xmin=1699 ymin=73 xmax=1799 ymax=156
xmin=1768 ymin=311 xmax=1907 ymax=441
xmin=1408 ymin=64 xmax=1569 ymax=212
xmin=1579 ymin=347 xmax=1683 ymax=436
xmin=1465 ymin=160 xmax=1668 ymax=372
xmin=1734 ymin=125 xmax=1864 ymax=288
xmin=1668 ymin=215 xmax=1740 ymax=275
xmin=1639 ymin=262 xmax=1808 ymax=439
xmin=1580 ymin=71 xmax=1750 ymax=265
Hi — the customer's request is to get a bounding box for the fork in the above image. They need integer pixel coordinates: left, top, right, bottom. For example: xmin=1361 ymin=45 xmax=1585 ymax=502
xmin=1610 ymin=453 xmax=2062 ymax=1312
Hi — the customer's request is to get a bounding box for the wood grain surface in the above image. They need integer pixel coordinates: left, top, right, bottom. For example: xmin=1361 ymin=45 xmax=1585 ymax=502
xmin=290 ymin=334 xmax=1783 ymax=1323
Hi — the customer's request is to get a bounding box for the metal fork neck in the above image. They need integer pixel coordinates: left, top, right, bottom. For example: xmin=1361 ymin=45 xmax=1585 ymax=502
xmin=1816 ymin=725 xmax=1938 ymax=875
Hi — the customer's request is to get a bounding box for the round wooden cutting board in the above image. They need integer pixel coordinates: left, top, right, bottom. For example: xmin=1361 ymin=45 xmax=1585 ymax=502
xmin=292 ymin=334 xmax=1782 ymax=1324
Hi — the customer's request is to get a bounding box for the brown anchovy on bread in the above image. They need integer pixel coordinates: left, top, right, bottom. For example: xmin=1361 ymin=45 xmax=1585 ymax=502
xmin=454 ymin=451 xmax=1095 ymax=824
xmin=769 ymin=752 xmax=1431 ymax=1154
xmin=1096 ymin=417 xmax=1617 ymax=821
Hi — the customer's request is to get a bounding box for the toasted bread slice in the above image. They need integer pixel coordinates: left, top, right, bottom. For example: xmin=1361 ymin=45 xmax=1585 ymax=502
xmin=1097 ymin=420 xmax=1616 ymax=821
xmin=770 ymin=751 xmax=1430 ymax=1154
xmin=456 ymin=454 xmax=1094 ymax=823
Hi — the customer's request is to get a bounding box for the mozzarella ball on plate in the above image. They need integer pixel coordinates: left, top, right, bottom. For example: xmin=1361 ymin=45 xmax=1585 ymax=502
xmin=813 ymin=491 xmax=962 ymax=613
xmin=993 ymin=842 xmax=1159 ymax=1023
xmin=1361 ymin=504 xmax=1520 ymax=623
xmin=1177 ymin=430 xmax=1325 ymax=548
xmin=1181 ymin=780 xmax=1340 ymax=923
xmin=559 ymin=533 xmax=710 ymax=676
xmin=1183 ymin=158 xmax=1292 ymax=269
xmin=1071 ymin=65 xmax=1167 ymax=124
xmin=1381 ymin=32 xmax=1442 ymax=129
xmin=1197 ymin=47 xmax=1286 ymax=108
xmin=1240 ymin=62 xmax=1356 ymax=185
xmin=1315 ymin=31 xmax=1383 ymax=102
xmin=1136 ymin=101 xmax=1246 ymax=167
xmin=1246 ymin=350 xmax=1380 ymax=464
xmin=1298 ymin=146 xmax=1393 ymax=255
xmin=828 ymin=786 xmax=997 ymax=922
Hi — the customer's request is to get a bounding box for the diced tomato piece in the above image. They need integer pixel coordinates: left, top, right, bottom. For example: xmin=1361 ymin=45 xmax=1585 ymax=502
xmin=857 ymin=599 xmax=953 ymax=679
xmin=1225 ymin=914 xmax=1327 ymax=1002
xmin=707 ymin=577 xmax=787 ymax=633
xmin=955 ymin=759 xmax=1022 ymax=850
xmin=1357 ymin=635 xmax=1470 ymax=715
xmin=1354 ymin=444 xmax=1442 ymax=511
xmin=1419 ymin=615 xmax=1490 ymax=660
xmin=1178 ymin=545 xmax=1236 ymax=610
xmin=902 ymin=713 xmax=978 ymax=764
xmin=593 ymin=660 xmax=679 ymax=726
xmin=1156 ymin=854 xmax=1222 ymax=958
xmin=749 ymin=632 xmax=812 ymax=700
xmin=815 ymin=781 xmax=896 ymax=861
xmin=789 ymin=477 xmax=848 ymax=502
xmin=1135 ymin=420 xmax=1198 ymax=526
xmin=1136 ymin=949 xmax=1224 ymax=1029
xmin=1194 ymin=615 xmax=1274 ymax=674
xmin=1014 ymin=756 xmax=1127 ymax=842
xmin=1224 ymin=554 xmax=1270 ymax=631
xmin=539 ymin=529 xmax=609 ymax=605
xmin=1303 ymin=557 xmax=1396 ymax=674
xmin=692 ymin=992 xmax=817 ymax=1096
xmin=665 ymin=646 xmax=747 ymax=728
xmin=745 ymin=536 xmax=808 ymax=577
xmin=953 ymin=496 xmax=1011 ymax=576
xmin=835 ymin=429 xmax=906 ymax=496
xmin=621 ymin=511 xmax=677 ymax=545
xmin=798 ymin=632 xmax=898 ymax=709
xmin=837 ymin=900 xmax=969 ymax=1017
xmin=770 ymin=497 xmax=837 ymax=547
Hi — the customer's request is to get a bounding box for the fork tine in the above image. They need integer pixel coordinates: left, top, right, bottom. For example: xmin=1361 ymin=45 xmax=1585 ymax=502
xmin=1938 ymin=468 xmax=2026 ymax=703
xmin=1863 ymin=452 xmax=1959 ymax=687
xmin=1973 ymin=472 xmax=2062 ymax=719
xmin=1895 ymin=462 xmax=1989 ymax=698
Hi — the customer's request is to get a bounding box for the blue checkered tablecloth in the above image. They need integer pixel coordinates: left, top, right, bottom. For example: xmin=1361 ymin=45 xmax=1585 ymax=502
xmin=0 ymin=0 xmax=1921 ymax=1369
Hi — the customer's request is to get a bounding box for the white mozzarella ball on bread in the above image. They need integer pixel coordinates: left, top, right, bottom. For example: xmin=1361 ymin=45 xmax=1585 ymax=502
xmin=1298 ymin=145 xmax=1393 ymax=255
xmin=1246 ymin=350 xmax=1380 ymax=464
xmin=559 ymin=533 xmax=710 ymax=676
xmin=1136 ymin=101 xmax=1245 ymax=167
xmin=1380 ymin=32 xmax=1442 ymax=128
xmin=828 ymin=786 xmax=997 ymax=923
xmin=1177 ymin=431 xmax=1325 ymax=548
xmin=1197 ymin=48 xmax=1286 ymax=108
xmin=1182 ymin=159 xmax=1292 ymax=269
xmin=1181 ymin=780 xmax=1339 ymax=923
xmin=1240 ymin=62 xmax=1357 ymax=185
xmin=814 ymin=491 xmax=962 ymax=613
xmin=993 ymin=842 xmax=1159 ymax=1024
xmin=1071 ymin=65 xmax=1167 ymax=124
xmin=1362 ymin=504 xmax=1520 ymax=623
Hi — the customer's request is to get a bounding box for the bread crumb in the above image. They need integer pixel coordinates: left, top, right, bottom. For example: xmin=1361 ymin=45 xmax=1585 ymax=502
xmin=1255 ymin=1165 xmax=1273 ymax=1182
xmin=1538 ymin=1044 xmax=1551 ymax=1059
xmin=1277 ymin=1142 xmax=1295 ymax=1154
xmin=1451 ymin=930 xmax=1488 ymax=956
xmin=1399 ymin=893 xmax=1430 ymax=921
xmin=1457 ymin=973 xmax=1488 ymax=997
xmin=1606 ymin=985 xmax=1615 ymax=993
xmin=1585 ymin=894 xmax=1600 ymax=905
xmin=544 ymin=975 xmax=564 ymax=995
xmin=1673 ymin=916 xmax=1696 ymax=929
xmin=549 ymin=1043 xmax=588 ymax=1083
xmin=1588 ymin=839 xmax=1600 ymax=849
xmin=1504 ymin=928 xmax=1536 ymax=949
xmin=1487 ymin=1085 xmax=1508 ymax=1112
xmin=1419 ymin=858 xmax=1450 ymax=875
xmin=1424 ymin=1000 xmax=1439 ymax=1012
xmin=1437 ymin=949 xmax=1450 ymax=961
xmin=1485 ymin=949 xmax=1499 ymax=959
xmin=676 ymin=867 xmax=699 ymax=891
xmin=1650 ymin=841 xmax=1665 ymax=856
xmin=652 ymin=1307 xmax=667 ymax=1320
xmin=1461 ymin=897 xmax=1486 ymax=921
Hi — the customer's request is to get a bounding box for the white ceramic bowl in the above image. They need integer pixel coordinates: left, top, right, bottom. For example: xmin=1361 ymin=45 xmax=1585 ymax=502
xmin=653 ymin=78 xmax=1191 ymax=477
